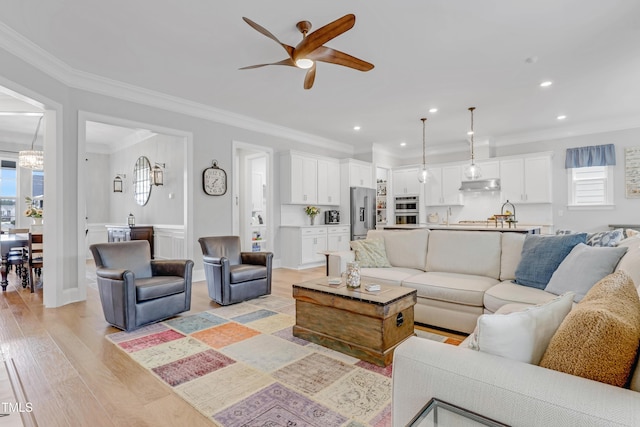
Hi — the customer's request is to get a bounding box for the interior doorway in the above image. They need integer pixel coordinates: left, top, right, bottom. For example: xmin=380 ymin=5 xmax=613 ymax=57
xmin=232 ymin=142 xmax=272 ymax=253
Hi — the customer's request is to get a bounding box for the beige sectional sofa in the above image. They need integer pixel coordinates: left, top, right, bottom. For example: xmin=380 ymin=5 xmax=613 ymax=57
xmin=328 ymin=228 xmax=640 ymax=333
xmin=329 ymin=229 xmax=640 ymax=426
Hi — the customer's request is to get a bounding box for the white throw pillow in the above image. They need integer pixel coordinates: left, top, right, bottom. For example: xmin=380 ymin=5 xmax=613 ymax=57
xmin=468 ymin=292 xmax=574 ymax=365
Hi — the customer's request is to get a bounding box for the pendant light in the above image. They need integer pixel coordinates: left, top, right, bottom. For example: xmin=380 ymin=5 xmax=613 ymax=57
xmin=417 ymin=117 xmax=428 ymax=183
xmin=464 ymin=107 xmax=482 ymax=180
xmin=18 ymin=115 xmax=44 ymax=170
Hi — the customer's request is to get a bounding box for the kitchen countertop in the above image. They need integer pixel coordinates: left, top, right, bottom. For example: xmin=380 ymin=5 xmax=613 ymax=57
xmin=384 ymin=224 xmax=541 ymax=234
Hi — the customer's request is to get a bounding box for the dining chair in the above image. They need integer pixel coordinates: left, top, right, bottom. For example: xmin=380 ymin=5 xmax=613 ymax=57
xmin=7 ymin=228 xmax=30 ymax=287
xmin=27 ymin=233 xmax=43 ymax=293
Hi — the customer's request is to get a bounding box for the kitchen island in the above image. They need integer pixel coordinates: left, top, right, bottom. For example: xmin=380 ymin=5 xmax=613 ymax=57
xmin=384 ymin=224 xmax=541 ymax=234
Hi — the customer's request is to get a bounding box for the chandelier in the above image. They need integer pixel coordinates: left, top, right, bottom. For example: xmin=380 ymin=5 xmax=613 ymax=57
xmin=464 ymin=107 xmax=482 ymax=180
xmin=417 ymin=117 xmax=428 ymax=183
xmin=18 ymin=116 xmax=44 ymax=170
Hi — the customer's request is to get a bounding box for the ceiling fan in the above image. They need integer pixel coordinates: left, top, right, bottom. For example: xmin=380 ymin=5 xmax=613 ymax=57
xmin=240 ymin=13 xmax=374 ymax=89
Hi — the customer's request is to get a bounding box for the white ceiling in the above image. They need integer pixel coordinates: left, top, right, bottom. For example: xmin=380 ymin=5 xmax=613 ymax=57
xmin=1 ymin=1 xmax=640 ymax=157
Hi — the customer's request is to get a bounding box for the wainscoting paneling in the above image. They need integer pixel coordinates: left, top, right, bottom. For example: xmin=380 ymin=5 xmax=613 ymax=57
xmin=154 ymin=225 xmax=186 ymax=259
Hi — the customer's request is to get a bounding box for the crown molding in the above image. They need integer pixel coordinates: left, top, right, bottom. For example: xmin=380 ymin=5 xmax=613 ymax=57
xmin=0 ymin=22 xmax=355 ymax=155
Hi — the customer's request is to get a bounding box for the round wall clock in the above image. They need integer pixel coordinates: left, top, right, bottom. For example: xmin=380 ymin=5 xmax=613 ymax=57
xmin=202 ymin=160 xmax=227 ymax=196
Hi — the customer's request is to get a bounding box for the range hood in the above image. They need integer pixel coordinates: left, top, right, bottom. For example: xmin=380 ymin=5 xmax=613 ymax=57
xmin=459 ymin=178 xmax=501 ymax=192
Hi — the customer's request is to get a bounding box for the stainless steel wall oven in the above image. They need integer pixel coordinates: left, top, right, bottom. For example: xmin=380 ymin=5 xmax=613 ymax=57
xmin=394 ymin=195 xmax=419 ymax=225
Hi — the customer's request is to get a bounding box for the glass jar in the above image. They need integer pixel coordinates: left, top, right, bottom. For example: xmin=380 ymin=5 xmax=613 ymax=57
xmin=346 ymin=262 xmax=361 ymax=289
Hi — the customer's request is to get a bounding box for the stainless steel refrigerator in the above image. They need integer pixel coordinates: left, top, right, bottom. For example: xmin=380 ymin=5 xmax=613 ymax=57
xmin=350 ymin=187 xmax=376 ymax=240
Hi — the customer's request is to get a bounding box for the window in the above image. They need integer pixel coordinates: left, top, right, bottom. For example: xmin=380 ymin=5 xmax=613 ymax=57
xmin=568 ymin=165 xmax=614 ymax=207
xmin=0 ymin=160 xmax=17 ymax=231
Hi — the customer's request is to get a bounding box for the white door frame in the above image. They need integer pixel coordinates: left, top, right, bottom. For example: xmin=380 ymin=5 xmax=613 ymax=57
xmin=77 ymin=111 xmax=194 ymax=300
xmin=231 ymin=141 xmax=273 ymax=253
xmin=0 ymin=77 xmax=63 ymax=307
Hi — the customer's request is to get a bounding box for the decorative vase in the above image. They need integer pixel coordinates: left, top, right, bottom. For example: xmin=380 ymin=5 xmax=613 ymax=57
xmin=346 ymin=262 xmax=361 ymax=289
xmin=310 ymin=216 xmax=315 ymax=226
xmin=31 ymin=217 xmax=43 ymax=233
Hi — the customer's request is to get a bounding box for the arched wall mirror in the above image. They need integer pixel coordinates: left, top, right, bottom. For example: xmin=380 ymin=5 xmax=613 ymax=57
xmin=133 ymin=156 xmax=152 ymax=206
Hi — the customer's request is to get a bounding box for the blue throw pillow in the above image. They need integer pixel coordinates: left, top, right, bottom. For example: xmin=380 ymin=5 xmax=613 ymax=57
xmin=514 ymin=233 xmax=587 ymax=289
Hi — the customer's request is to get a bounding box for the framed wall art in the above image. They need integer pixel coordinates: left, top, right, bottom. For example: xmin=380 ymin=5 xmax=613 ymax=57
xmin=625 ymin=147 xmax=640 ymax=198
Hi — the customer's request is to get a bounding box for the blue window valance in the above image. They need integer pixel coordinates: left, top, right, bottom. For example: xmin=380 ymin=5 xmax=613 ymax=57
xmin=565 ymin=144 xmax=616 ymax=169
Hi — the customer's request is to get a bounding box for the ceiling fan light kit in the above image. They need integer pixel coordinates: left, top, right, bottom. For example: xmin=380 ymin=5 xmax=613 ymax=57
xmin=240 ymin=14 xmax=374 ymax=89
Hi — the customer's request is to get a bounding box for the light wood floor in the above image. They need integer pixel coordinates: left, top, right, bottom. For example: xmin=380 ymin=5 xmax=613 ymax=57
xmin=0 ymin=265 xmax=465 ymax=426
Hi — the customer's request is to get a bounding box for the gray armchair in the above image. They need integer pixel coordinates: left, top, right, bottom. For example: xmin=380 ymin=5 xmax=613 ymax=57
xmin=90 ymin=240 xmax=193 ymax=331
xmin=198 ymin=236 xmax=273 ymax=306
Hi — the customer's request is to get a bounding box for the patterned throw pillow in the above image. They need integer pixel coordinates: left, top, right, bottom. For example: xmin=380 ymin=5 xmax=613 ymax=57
xmin=350 ymin=238 xmax=392 ymax=268
xmin=514 ymin=233 xmax=587 ymax=289
xmin=586 ymin=229 xmax=624 ymax=247
xmin=540 ymin=271 xmax=640 ymax=387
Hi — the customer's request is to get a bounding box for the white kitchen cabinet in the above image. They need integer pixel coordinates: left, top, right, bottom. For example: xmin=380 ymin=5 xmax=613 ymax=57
xmin=281 ymin=151 xmax=343 ymax=205
xmin=474 ymin=160 xmax=500 ymax=179
xmin=341 ymin=159 xmax=373 ymax=188
xmin=499 ymin=155 xmax=552 ymax=203
xmin=327 ymin=225 xmax=350 ymax=252
xmin=392 ymin=168 xmax=421 ymax=196
xmin=425 ymin=165 xmax=463 ymax=206
xmin=280 ymin=226 xmax=328 ymax=268
xmin=317 ymin=158 xmax=340 ymax=205
xmin=301 ymin=230 xmax=327 ymax=265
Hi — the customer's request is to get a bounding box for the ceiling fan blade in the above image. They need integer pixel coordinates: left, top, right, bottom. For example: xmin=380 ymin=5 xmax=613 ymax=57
xmin=239 ymin=58 xmax=296 ymax=70
xmin=242 ymin=17 xmax=294 ymax=57
xmin=307 ymin=46 xmax=374 ymax=71
xmin=303 ymin=64 xmax=316 ymax=90
xmin=295 ymin=14 xmax=355 ymax=59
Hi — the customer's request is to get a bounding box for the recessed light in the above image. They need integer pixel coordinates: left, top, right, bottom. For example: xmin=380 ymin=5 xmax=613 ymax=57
xmin=557 ymin=115 xmax=567 ymax=120
xmin=540 ymin=81 xmax=553 ymax=87
xmin=400 ymin=142 xmax=406 ymax=147
xmin=353 ymin=126 xmax=361 ymax=131
xmin=429 ymin=108 xmax=438 ymax=113
xmin=467 ymin=131 xmax=474 ymax=136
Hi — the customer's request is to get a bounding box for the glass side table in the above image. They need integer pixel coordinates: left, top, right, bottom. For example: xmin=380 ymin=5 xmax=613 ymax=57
xmin=407 ymin=398 xmax=509 ymax=427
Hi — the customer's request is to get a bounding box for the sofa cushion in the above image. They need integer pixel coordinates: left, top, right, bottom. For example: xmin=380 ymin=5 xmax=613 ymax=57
xmin=425 ymin=230 xmax=502 ymax=279
xmin=615 ymin=236 xmax=640 ymax=288
xmin=514 ymin=233 xmax=587 ymax=289
xmin=402 ymin=271 xmax=499 ymax=307
xmin=135 ymin=276 xmax=186 ymax=302
xmin=539 ymin=271 xmax=640 ymax=387
xmin=350 ymin=238 xmax=392 ymax=268
xmin=499 ymin=233 xmax=526 ymax=281
xmin=586 ymin=228 xmax=624 ymax=247
xmin=545 ymin=243 xmax=628 ymax=302
xmin=367 ymin=229 xmax=429 ymax=270
xmin=469 ymin=292 xmax=574 ymax=365
xmin=360 ymin=267 xmax=423 ymax=286
xmin=230 ymin=264 xmax=267 ymax=283
xmin=484 ymin=281 xmax=557 ymax=313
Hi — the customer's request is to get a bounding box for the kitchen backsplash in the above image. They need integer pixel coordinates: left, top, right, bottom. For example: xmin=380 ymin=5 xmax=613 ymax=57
xmin=424 ymin=192 xmax=553 ymax=231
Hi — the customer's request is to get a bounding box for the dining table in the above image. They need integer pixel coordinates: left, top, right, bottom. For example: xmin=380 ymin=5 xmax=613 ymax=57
xmin=1 ymin=233 xmax=29 ymax=291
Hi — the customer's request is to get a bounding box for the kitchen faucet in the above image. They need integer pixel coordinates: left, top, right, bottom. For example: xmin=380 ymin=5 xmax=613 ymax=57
xmin=445 ymin=206 xmax=452 ymax=226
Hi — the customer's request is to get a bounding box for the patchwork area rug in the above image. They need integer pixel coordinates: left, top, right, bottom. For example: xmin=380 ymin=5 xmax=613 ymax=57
xmin=107 ymin=295 xmax=460 ymax=427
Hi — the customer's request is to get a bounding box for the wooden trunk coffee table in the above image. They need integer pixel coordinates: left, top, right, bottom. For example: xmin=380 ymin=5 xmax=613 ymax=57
xmin=292 ymin=278 xmax=417 ymax=366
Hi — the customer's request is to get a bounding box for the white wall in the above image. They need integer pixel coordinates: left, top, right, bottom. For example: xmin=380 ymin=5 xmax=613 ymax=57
xmin=109 ymin=133 xmax=185 ymax=225
xmin=495 ymin=127 xmax=640 ymax=232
